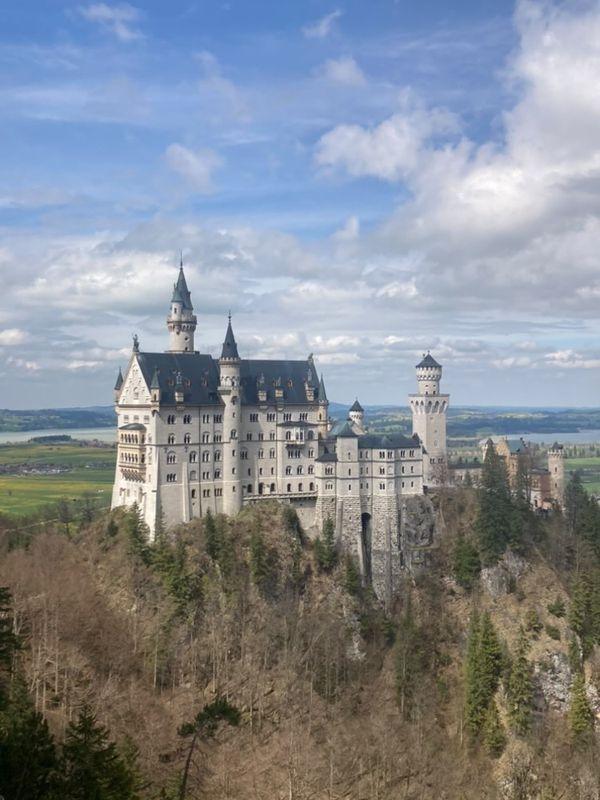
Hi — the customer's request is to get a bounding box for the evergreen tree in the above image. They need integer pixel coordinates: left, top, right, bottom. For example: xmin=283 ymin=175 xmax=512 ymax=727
xmin=177 ymin=698 xmax=240 ymax=800
xmin=203 ymin=510 xmax=221 ymax=562
xmin=0 ymin=677 xmax=58 ymax=800
xmin=395 ymin=597 xmax=428 ymax=719
xmin=475 ymin=443 xmax=517 ymax=565
xmin=452 ymin=533 xmax=481 ymax=591
xmin=483 ymin=699 xmax=506 ymax=757
xmin=569 ymin=574 xmax=595 ymax=658
xmin=123 ymin=504 xmax=150 ymax=565
xmin=565 ymin=471 xmax=588 ymax=536
xmin=343 ymin=554 xmax=361 ymax=597
xmin=249 ymin=530 xmax=278 ymax=597
xmin=464 ymin=611 xmax=503 ymax=739
xmin=0 ymin=587 xmax=19 ymax=706
xmin=506 ymin=628 xmax=533 ymax=735
xmin=59 ymin=706 xmax=140 ymax=800
xmin=569 ymin=673 xmax=594 ymax=742
xmin=315 ymin=517 xmax=337 ymax=573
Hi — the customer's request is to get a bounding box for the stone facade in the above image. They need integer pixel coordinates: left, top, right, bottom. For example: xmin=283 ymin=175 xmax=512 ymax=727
xmin=111 ymin=266 xmax=448 ymax=599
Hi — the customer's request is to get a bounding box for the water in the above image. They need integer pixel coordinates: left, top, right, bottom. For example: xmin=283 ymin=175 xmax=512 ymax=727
xmin=481 ymin=430 xmax=600 ymax=446
xmin=0 ymin=427 xmax=116 ymax=445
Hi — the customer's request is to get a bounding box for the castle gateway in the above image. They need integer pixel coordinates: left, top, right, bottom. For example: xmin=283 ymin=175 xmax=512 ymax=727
xmin=112 ymin=265 xmax=448 ymax=596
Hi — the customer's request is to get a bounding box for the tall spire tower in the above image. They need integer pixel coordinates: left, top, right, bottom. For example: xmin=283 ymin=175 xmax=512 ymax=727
xmin=409 ymin=353 xmax=449 ymax=485
xmin=166 ymin=258 xmax=197 ymax=352
xmin=219 ymin=314 xmax=242 ymax=515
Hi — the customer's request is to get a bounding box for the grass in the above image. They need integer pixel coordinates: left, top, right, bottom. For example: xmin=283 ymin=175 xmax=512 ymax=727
xmin=0 ymin=442 xmax=117 ymax=516
xmin=566 ymin=456 xmax=600 ymax=494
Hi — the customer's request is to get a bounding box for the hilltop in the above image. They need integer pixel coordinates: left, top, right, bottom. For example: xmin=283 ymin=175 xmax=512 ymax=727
xmin=2 ymin=478 xmax=600 ymax=798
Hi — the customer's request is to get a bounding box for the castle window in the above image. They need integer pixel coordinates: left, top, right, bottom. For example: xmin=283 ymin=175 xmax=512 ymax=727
xmin=409 ymin=450 xmax=414 ymax=457
xmin=298 ymin=482 xmax=303 ymax=492
xmin=230 ymin=429 xmax=237 ymax=439
xmin=283 ymin=412 xmax=292 ymax=422
xmin=247 ymin=433 xmax=252 ymax=441
xmin=213 ymin=414 xmax=222 ymax=423
xmin=247 ymin=484 xmax=252 ymax=494
xmin=401 ymin=466 xmax=405 ymax=474
xmin=184 ymin=434 xmax=191 ymax=444
xmin=286 ymin=466 xmax=292 ymax=475
xmin=166 ymin=473 xmax=176 ymax=483
xmin=202 ymin=451 xmax=210 ymax=462
xmin=269 ymin=448 xmax=276 ymax=458
xmin=258 ymin=432 xmax=264 ymax=441
xmin=167 ymin=415 xmax=176 ymax=424
xmin=214 ymin=450 xmax=221 ymax=461
xmin=287 ymin=483 xmax=292 ymax=493
xmin=250 ymin=413 xmax=259 ymax=422
xmin=380 ymin=482 xmax=385 ymax=490
xmin=285 ymin=431 xmax=292 ymax=441
xmin=167 ymin=434 xmax=175 ymax=445
xmin=214 ymin=469 xmax=221 ymax=478
xmin=348 ymin=468 xmax=351 ymax=476
xmin=270 ymin=483 xmax=276 ymax=493
xmin=184 ymin=414 xmax=192 ymax=424
xmin=202 ymin=433 xmax=210 ymax=443
xmin=167 ymin=451 xmax=176 ymax=464
xmin=387 ymin=451 xmax=393 ymax=459
xmin=258 ymin=449 xmax=264 ymax=459
xmin=300 ymin=412 xmax=308 ymax=421
xmin=400 ymin=450 xmax=405 ymax=458
xmin=325 ymin=466 xmax=333 ymax=476
xmin=214 ymin=434 xmax=222 ymax=443
xmin=203 ymin=489 xmax=211 ymax=498
xmin=241 ymin=450 xmax=248 ymax=460
xmin=308 ymin=465 xmax=314 ymax=474
xmin=380 ymin=467 xmax=385 ymax=475
xmin=269 ymin=432 xmax=276 ymax=441
xmin=267 ymin=413 xmax=276 ymax=422
xmin=348 ymin=484 xmax=351 ymax=491
xmin=191 ymin=489 xmax=196 ymax=499
xmin=326 ymin=482 xmax=333 ymax=490
xmin=190 ymin=471 xmax=197 ymax=481
xmin=309 ymin=482 xmax=314 ymax=491
xmin=411 ymin=481 xmax=414 ymax=487
xmin=297 ymin=466 xmax=303 ymax=475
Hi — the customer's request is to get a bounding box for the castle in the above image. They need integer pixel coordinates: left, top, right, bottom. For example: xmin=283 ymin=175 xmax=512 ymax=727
xmin=111 ymin=265 xmax=448 ymax=598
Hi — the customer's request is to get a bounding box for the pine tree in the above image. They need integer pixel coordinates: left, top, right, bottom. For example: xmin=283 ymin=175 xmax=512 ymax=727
xmin=123 ymin=504 xmax=150 ymax=565
xmin=483 ymin=699 xmax=506 ymax=757
xmin=569 ymin=574 xmax=595 ymax=658
xmin=203 ymin=510 xmax=221 ymax=562
xmin=506 ymin=628 xmax=533 ymax=735
xmin=0 ymin=587 xmax=19 ymax=707
xmin=452 ymin=533 xmax=481 ymax=590
xmin=315 ymin=517 xmax=337 ymax=573
xmin=569 ymin=673 xmax=594 ymax=742
xmin=249 ymin=530 xmax=278 ymax=597
xmin=0 ymin=677 xmax=58 ymax=800
xmin=464 ymin=611 xmax=503 ymax=739
xmin=343 ymin=554 xmax=361 ymax=597
xmin=59 ymin=706 xmax=141 ymax=800
xmin=395 ymin=597 xmax=428 ymax=719
xmin=475 ymin=443 xmax=516 ymax=565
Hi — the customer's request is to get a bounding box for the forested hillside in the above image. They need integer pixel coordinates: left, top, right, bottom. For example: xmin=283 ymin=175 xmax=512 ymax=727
xmin=2 ymin=449 xmax=600 ymax=798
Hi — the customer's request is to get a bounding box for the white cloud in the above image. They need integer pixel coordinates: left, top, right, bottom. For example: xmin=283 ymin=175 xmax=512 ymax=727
xmin=165 ymin=144 xmax=222 ymax=193
xmin=303 ymin=9 xmax=343 ymax=39
xmin=315 ymin=94 xmax=458 ymax=180
xmin=78 ymin=3 xmax=143 ymax=42
xmin=0 ymin=329 xmax=27 ymax=346
xmin=319 ymin=56 xmax=366 ymax=86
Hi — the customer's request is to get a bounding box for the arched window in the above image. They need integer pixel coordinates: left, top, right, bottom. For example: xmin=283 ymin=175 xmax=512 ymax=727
xmin=189 ymin=451 xmax=197 ymax=463
xmin=184 ymin=433 xmax=191 ymax=444
xmin=230 ymin=429 xmax=237 ymax=440
xmin=214 ymin=450 xmax=221 ymax=461
xmin=167 ymin=434 xmax=175 ymax=445
xmin=298 ymin=482 xmax=303 ymax=492
xmin=166 ymin=451 xmax=176 ymax=464
xmin=309 ymin=482 xmax=314 ymax=491
xmin=307 ymin=430 xmax=314 ymax=440
xmin=287 ymin=483 xmax=292 ymax=493
xmin=270 ymin=482 xmax=276 ymax=493
xmin=297 ymin=466 xmax=303 ymax=475
xmin=189 ymin=470 xmax=197 ymax=481
xmin=285 ymin=431 xmax=292 ymax=441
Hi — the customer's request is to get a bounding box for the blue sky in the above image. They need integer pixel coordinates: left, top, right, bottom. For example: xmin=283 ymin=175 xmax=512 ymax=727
xmin=1 ymin=0 xmax=600 ymax=408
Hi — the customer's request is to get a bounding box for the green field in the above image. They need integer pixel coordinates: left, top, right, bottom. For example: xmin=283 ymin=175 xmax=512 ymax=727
xmin=566 ymin=456 xmax=600 ymax=494
xmin=0 ymin=442 xmax=117 ymax=516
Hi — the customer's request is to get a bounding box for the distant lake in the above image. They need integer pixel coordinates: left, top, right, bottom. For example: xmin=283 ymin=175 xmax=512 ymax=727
xmin=484 ymin=430 xmax=600 ymax=445
xmin=0 ymin=427 xmax=116 ymax=445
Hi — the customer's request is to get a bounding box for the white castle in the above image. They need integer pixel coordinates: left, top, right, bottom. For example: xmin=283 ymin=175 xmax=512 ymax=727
xmin=111 ymin=265 xmax=448 ymax=596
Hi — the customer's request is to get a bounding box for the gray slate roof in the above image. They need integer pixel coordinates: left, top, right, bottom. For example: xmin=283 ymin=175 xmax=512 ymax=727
xmin=349 ymin=399 xmax=363 ymax=413
xmin=357 ymin=433 xmax=421 ymax=449
xmin=114 ymin=367 xmax=123 ymax=391
xmin=220 ymin=319 xmax=240 ymax=360
xmin=416 ymin=353 xmax=441 ymax=369
xmin=133 ymin=352 xmax=320 ymax=406
xmin=315 ymin=452 xmax=338 ymax=462
xmin=171 ymin=267 xmax=193 ymax=310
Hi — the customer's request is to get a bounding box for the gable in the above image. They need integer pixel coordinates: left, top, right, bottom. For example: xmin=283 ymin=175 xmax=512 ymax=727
xmin=119 ymin=358 xmax=152 ymax=406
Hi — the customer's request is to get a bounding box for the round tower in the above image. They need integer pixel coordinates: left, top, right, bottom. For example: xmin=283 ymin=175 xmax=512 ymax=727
xmin=348 ymin=398 xmax=365 ymax=433
xmin=409 ymin=352 xmax=449 ymax=486
xmin=167 ymin=261 xmax=197 ymax=353
xmin=219 ymin=315 xmax=242 ymax=516
xmin=548 ymin=443 xmax=565 ymax=508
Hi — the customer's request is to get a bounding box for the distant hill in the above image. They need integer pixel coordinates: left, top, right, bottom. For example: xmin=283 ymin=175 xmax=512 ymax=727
xmin=0 ymin=406 xmax=116 ymax=432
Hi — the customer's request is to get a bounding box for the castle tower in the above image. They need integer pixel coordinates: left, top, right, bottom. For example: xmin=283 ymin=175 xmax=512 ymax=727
xmin=166 ymin=261 xmax=197 ymax=353
xmin=348 ymin=398 xmax=365 ymax=433
xmin=318 ymin=373 xmax=329 ymax=437
xmin=219 ymin=315 xmax=242 ymax=516
xmin=548 ymin=443 xmax=565 ymax=508
xmin=409 ymin=353 xmax=449 ymax=485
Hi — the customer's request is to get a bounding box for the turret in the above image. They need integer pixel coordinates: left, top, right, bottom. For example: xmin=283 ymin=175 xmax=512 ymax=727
xmin=166 ymin=260 xmax=197 ymax=353
xmin=409 ymin=352 xmax=449 ymax=486
xmin=348 ymin=398 xmax=365 ymax=433
xmin=548 ymin=443 xmax=565 ymax=508
xmin=415 ymin=352 xmax=442 ymax=395
xmin=218 ymin=315 xmax=242 ymax=515
xmin=317 ymin=373 xmax=329 ymax=436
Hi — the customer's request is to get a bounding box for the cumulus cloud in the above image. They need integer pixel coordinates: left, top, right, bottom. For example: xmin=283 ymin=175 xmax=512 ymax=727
xmin=319 ymin=56 xmax=366 ymax=86
xmin=78 ymin=3 xmax=143 ymax=41
xmin=303 ymin=9 xmax=343 ymax=39
xmin=165 ymin=144 xmax=222 ymax=193
xmin=315 ymin=93 xmax=459 ymax=180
